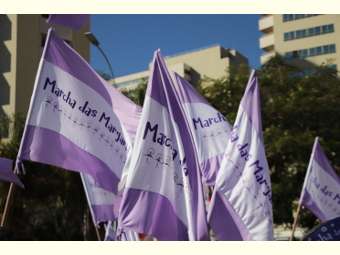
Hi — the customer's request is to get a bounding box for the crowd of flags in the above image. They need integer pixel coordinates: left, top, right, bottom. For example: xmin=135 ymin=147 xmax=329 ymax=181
xmin=0 ymin=15 xmax=339 ymax=241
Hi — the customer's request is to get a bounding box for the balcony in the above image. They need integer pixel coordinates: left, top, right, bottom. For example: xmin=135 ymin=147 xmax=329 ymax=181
xmin=259 ymin=33 xmax=275 ymax=50
xmin=259 ymin=15 xmax=274 ymax=33
xmin=260 ymin=51 xmax=276 ymax=64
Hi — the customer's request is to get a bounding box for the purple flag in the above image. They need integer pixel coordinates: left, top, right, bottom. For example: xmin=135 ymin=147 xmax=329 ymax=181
xmin=208 ymin=71 xmax=274 ymax=240
xmin=81 ymin=173 xmax=122 ymax=224
xmin=47 ymin=15 xmax=89 ymax=30
xmin=173 ymin=73 xmax=231 ymax=185
xmin=17 ymin=29 xmax=135 ymax=193
xmin=118 ymin=50 xmax=209 ymax=240
xmin=299 ymin=137 xmax=340 ymax=221
xmin=0 ymin=157 xmax=24 ymax=188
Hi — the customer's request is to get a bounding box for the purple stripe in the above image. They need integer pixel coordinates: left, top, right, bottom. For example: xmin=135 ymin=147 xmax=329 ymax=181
xmin=314 ymin=141 xmax=340 ymax=183
xmin=240 ymin=70 xmax=263 ymax=140
xmin=200 ymin=155 xmax=223 ymax=186
xmin=0 ymin=157 xmax=24 ymax=188
xmin=44 ymin=30 xmax=112 ymax=106
xmin=301 ymin=190 xmax=327 ymax=222
xmin=47 ymin=15 xmax=89 ymax=30
xmin=208 ymin=191 xmax=250 ymax=240
xmin=119 ymin=188 xmax=188 ymax=241
xmin=92 ymin=204 xmax=117 ymax=223
xmin=20 ymin=125 xmax=119 ymax=193
xmin=174 ymin=73 xmax=210 ymax=104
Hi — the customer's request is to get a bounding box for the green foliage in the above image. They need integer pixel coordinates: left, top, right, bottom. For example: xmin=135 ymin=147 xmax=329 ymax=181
xmin=200 ymin=56 xmax=340 ymax=229
xmin=121 ymin=78 xmax=147 ymax=106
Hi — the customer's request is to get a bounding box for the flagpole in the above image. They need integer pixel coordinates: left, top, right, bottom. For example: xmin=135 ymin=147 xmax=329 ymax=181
xmin=289 ymin=202 xmax=303 ymax=240
xmin=0 ymin=183 xmax=15 ymax=227
xmin=80 ymin=174 xmax=102 ymax=241
xmin=289 ymin=137 xmax=319 ymax=240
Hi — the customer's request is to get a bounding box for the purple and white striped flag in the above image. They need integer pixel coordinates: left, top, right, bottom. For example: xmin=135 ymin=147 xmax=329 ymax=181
xmin=173 ymin=73 xmax=231 ymax=186
xmin=208 ymin=70 xmax=274 ymax=240
xmin=118 ymin=50 xmax=209 ymax=240
xmin=17 ymin=29 xmax=133 ymax=193
xmin=0 ymin=157 xmax=24 ymax=188
xmin=299 ymin=137 xmax=340 ymax=221
xmin=47 ymin=15 xmax=89 ymax=30
xmin=81 ymin=173 xmax=122 ymax=224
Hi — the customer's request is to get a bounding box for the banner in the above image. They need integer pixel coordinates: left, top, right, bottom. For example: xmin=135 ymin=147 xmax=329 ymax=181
xmin=303 ymin=216 xmax=340 ymax=241
xmin=208 ymin=70 xmax=274 ymax=240
xmin=300 ymin=137 xmax=340 ymax=222
xmin=118 ymin=50 xmax=209 ymax=240
xmin=173 ymin=73 xmax=231 ymax=185
xmin=17 ymin=29 xmax=133 ymax=193
xmin=47 ymin=15 xmax=89 ymax=30
xmin=0 ymin=157 xmax=24 ymax=188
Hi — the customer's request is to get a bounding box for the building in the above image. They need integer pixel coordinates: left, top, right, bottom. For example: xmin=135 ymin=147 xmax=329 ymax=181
xmin=259 ymin=14 xmax=340 ymax=71
xmin=112 ymin=45 xmax=248 ymax=91
xmin=0 ymin=14 xmax=90 ymax=138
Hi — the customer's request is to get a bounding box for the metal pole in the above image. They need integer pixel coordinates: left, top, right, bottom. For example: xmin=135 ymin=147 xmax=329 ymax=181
xmin=96 ymin=45 xmax=115 ymax=82
xmin=84 ymin=32 xmax=115 ymax=85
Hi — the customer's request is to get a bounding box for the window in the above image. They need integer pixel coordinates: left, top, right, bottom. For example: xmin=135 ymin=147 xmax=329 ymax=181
xmin=309 ymin=48 xmax=316 ymax=56
xmin=285 ymin=44 xmax=336 ymax=60
xmin=282 ymin=14 xmax=319 ymax=22
xmin=323 ymin=45 xmax=330 ymax=54
xmin=283 ymin=24 xmax=334 ymax=42
xmin=284 ymin=32 xmax=289 ymax=41
xmin=322 ymin=24 xmax=334 ymax=33
xmin=300 ymin=49 xmax=308 ymax=59
xmin=316 ymin=46 xmax=322 ymax=55
xmin=329 ymin=44 xmax=336 ymax=53
xmin=315 ymin=26 xmax=321 ymax=35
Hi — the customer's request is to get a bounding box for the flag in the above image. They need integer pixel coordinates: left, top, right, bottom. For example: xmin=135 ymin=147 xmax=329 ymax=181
xmin=16 ymin=28 xmax=132 ymax=193
xmin=0 ymin=157 xmax=24 ymax=188
xmin=81 ymin=173 xmax=121 ymax=224
xmin=173 ymin=73 xmax=231 ymax=185
xmin=299 ymin=137 xmax=340 ymax=222
xmin=208 ymin=70 xmax=274 ymax=240
xmin=303 ymin=216 xmax=340 ymax=241
xmin=118 ymin=50 xmax=209 ymax=240
xmin=47 ymin=15 xmax=89 ymax=30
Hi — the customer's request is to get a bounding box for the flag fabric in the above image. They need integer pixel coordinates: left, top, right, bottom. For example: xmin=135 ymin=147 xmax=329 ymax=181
xmin=104 ymin=221 xmax=140 ymax=241
xmin=303 ymin=216 xmax=340 ymax=241
xmin=104 ymin=221 xmax=117 ymax=241
xmin=47 ymin=15 xmax=89 ymax=30
xmin=16 ymin=28 xmax=133 ymax=193
xmin=80 ymin=173 xmax=121 ymax=224
xmin=173 ymin=73 xmax=231 ymax=186
xmin=118 ymin=50 xmax=209 ymax=241
xmin=299 ymin=137 xmax=340 ymax=222
xmin=0 ymin=157 xmax=24 ymax=188
xmin=208 ymin=70 xmax=274 ymax=240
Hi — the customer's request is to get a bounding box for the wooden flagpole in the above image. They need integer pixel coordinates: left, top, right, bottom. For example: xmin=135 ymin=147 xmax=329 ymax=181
xmin=0 ymin=183 xmax=16 ymax=227
xmin=289 ymin=202 xmax=303 ymax=240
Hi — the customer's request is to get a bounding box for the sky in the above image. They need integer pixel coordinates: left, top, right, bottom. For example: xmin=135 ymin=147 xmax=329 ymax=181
xmin=90 ymin=14 xmax=262 ymax=78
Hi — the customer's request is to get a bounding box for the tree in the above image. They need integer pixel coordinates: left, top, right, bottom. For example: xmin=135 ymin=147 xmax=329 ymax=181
xmin=200 ymin=56 xmax=340 ymax=229
xmin=121 ymin=78 xmax=147 ymax=106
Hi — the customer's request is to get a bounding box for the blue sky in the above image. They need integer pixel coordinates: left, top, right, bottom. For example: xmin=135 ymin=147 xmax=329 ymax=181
xmin=90 ymin=14 xmax=262 ymax=78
